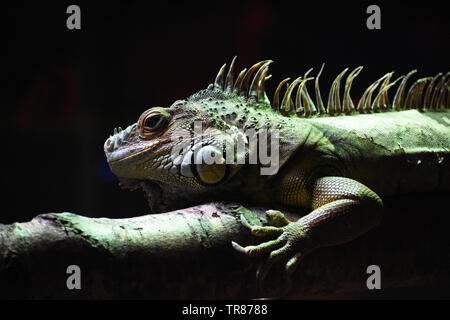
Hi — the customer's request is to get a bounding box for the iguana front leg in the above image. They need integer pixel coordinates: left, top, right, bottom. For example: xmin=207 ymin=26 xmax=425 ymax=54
xmin=232 ymin=176 xmax=384 ymax=282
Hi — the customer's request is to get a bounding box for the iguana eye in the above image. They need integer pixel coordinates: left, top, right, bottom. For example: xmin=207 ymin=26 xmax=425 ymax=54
xmin=145 ymin=115 xmax=165 ymax=130
xmin=138 ymin=108 xmax=171 ymax=139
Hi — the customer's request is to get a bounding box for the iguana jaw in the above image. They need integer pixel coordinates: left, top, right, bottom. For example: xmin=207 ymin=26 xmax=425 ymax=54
xmin=105 ymin=132 xmax=169 ymax=166
xmin=104 ymin=122 xmax=175 ymax=180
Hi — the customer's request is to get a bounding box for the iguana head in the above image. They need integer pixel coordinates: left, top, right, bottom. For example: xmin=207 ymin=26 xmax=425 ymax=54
xmin=104 ymin=57 xmax=288 ymax=211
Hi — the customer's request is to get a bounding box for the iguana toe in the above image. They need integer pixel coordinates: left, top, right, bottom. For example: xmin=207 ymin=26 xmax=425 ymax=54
xmin=265 ymin=210 xmax=290 ymax=227
xmin=231 ymin=239 xmax=285 ymax=257
xmin=240 ymin=213 xmax=284 ymax=237
xmin=232 ymin=210 xmax=311 ymax=284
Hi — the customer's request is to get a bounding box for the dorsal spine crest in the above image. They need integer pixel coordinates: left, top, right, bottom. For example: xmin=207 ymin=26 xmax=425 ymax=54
xmin=200 ymin=57 xmax=448 ymax=119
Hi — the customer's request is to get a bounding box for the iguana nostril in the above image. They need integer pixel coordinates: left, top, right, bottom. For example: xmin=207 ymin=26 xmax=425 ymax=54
xmin=105 ymin=138 xmax=115 ymax=152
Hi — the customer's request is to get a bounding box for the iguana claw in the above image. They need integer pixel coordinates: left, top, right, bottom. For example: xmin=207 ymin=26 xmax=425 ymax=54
xmin=231 ymin=210 xmax=311 ymax=285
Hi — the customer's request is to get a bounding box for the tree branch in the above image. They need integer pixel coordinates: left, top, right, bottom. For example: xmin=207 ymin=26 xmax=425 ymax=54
xmin=1 ymin=195 xmax=449 ymax=299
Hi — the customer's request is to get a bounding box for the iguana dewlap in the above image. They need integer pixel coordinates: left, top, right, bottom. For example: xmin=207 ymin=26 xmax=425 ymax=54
xmin=104 ymin=57 xmax=449 ymax=281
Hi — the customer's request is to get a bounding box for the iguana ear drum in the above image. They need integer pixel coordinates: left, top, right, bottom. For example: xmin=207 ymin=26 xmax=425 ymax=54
xmin=195 ymin=146 xmax=227 ymax=185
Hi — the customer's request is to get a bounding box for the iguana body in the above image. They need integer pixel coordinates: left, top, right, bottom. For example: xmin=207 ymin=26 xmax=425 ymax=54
xmin=104 ymin=57 xmax=449 ymax=281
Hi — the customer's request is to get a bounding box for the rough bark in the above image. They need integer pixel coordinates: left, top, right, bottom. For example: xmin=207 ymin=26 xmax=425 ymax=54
xmin=1 ymin=194 xmax=449 ymax=299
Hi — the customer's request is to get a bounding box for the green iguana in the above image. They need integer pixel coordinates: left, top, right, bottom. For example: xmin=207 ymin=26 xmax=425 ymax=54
xmin=104 ymin=57 xmax=449 ymax=282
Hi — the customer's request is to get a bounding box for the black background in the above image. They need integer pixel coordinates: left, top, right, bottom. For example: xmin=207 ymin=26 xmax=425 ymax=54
xmin=2 ymin=1 xmax=449 ymax=223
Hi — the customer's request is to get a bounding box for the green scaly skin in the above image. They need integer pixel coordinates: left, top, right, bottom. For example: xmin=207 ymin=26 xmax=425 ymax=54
xmin=104 ymin=58 xmax=450 ymax=284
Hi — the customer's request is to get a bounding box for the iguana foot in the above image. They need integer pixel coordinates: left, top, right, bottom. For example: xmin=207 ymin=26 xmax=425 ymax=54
xmin=231 ymin=210 xmax=312 ymax=284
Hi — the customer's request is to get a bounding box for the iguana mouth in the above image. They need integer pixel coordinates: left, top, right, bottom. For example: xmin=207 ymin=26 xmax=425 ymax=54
xmin=104 ymin=123 xmax=170 ymax=165
xmin=106 ymin=140 xmax=161 ymax=164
